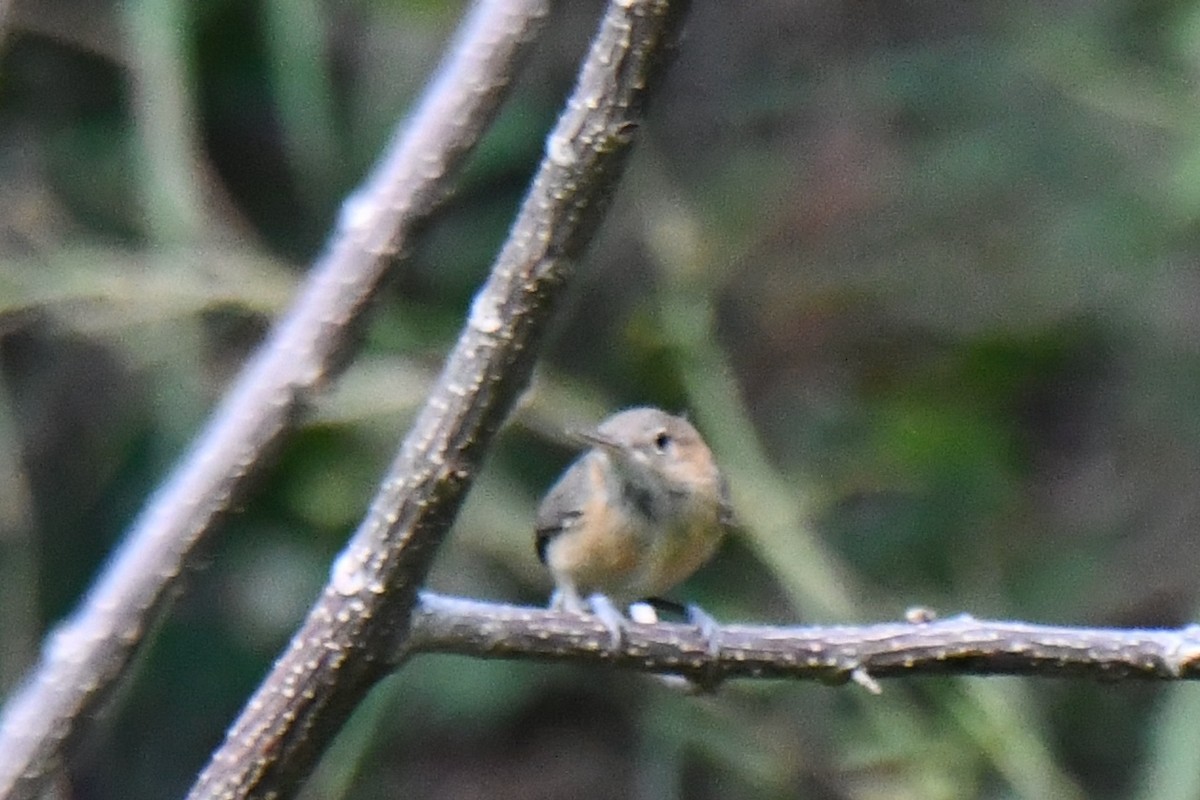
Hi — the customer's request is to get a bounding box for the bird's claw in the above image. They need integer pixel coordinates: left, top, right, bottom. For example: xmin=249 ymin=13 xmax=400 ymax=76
xmin=586 ymin=593 xmax=628 ymax=652
xmin=685 ymin=603 xmax=723 ymax=692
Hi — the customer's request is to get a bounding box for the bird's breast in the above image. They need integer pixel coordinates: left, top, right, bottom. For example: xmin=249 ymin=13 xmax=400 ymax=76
xmin=635 ymin=502 xmax=725 ymax=596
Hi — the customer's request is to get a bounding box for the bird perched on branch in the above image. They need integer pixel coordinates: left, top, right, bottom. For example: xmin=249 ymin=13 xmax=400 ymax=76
xmin=535 ymin=407 xmax=733 ymax=647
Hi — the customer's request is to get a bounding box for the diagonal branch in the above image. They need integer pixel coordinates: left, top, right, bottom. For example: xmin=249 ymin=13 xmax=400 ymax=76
xmin=408 ymin=593 xmax=1200 ymax=687
xmin=0 ymin=1 xmax=553 ymax=797
xmin=186 ymin=1 xmax=692 ymax=798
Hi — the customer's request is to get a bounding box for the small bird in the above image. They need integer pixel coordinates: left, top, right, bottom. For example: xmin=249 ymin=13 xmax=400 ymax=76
xmin=535 ymin=407 xmax=733 ymax=646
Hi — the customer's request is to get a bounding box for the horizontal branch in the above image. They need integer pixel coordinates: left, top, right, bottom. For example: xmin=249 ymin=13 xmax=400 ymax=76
xmin=408 ymin=593 xmax=1200 ymax=688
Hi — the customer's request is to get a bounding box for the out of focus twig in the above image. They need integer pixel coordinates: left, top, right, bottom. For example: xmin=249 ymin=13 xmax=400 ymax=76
xmin=0 ymin=2 xmax=552 ymax=797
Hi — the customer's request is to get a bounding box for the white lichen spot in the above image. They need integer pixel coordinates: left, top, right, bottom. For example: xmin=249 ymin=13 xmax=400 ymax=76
xmin=546 ymin=132 xmax=577 ymax=167
xmin=1162 ymin=627 xmax=1200 ymax=677
xmin=905 ymin=606 xmax=938 ymax=624
xmin=468 ymin=289 xmax=504 ymax=335
xmin=329 ymin=548 xmax=369 ymax=597
xmin=337 ymin=190 xmax=376 ymax=234
xmin=45 ymin=620 xmax=96 ymax=666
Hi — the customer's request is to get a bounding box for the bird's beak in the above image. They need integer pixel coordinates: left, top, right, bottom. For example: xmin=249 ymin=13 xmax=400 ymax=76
xmin=571 ymin=427 xmax=622 ymax=452
xmin=571 ymin=427 xmax=649 ymax=470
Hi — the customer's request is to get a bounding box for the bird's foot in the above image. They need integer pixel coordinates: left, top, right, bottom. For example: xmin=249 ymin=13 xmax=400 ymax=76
xmin=586 ymin=593 xmax=628 ymax=652
xmin=685 ymin=603 xmax=723 ymax=692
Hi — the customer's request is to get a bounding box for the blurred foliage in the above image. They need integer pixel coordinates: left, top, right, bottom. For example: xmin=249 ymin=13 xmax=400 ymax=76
xmin=4 ymin=0 xmax=1200 ymax=798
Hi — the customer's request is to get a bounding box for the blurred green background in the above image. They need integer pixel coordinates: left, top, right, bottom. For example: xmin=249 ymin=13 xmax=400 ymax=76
xmin=3 ymin=0 xmax=1200 ymax=797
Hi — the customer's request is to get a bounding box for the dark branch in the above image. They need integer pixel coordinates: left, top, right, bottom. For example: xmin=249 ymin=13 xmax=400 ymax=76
xmin=409 ymin=593 xmax=1200 ymax=687
xmin=186 ymin=2 xmax=692 ymax=798
xmin=0 ymin=2 xmax=552 ymax=797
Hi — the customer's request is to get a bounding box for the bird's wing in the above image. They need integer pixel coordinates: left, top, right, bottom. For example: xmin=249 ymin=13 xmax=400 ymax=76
xmin=534 ymin=457 xmax=589 ymax=564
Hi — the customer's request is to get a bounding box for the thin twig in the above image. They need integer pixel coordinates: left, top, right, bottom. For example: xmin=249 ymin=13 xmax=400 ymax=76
xmin=409 ymin=593 xmax=1200 ymax=686
xmin=186 ymin=1 xmax=691 ymax=798
xmin=0 ymin=2 xmax=552 ymax=797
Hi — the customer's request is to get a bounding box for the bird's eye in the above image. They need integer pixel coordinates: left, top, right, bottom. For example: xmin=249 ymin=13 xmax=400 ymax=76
xmin=653 ymin=431 xmax=672 ymax=452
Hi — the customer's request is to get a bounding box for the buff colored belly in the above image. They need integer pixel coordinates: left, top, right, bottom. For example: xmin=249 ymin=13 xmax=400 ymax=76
xmin=546 ymin=496 xmax=724 ymax=601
